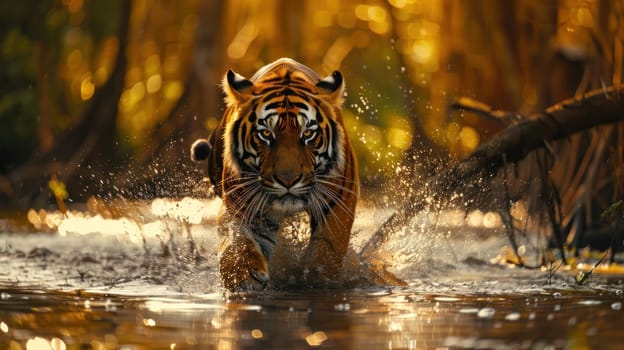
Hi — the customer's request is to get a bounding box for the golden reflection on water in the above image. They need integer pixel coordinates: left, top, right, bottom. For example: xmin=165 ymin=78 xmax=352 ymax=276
xmin=1 ymin=288 xmax=624 ymax=349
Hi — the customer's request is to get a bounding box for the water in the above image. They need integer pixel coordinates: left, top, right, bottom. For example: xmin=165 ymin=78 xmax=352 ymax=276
xmin=2 ymin=287 xmax=624 ymax=349
xmin=1 ymin=197 xmax=624 ymax=349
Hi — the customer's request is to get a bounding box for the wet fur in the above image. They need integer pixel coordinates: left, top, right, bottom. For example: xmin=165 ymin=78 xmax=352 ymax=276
xmin=192 ymin=58 xmax=359 ymax=291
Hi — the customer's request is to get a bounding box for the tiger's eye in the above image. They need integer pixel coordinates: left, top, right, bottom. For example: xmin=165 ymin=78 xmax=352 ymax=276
xmin=260 ymin=129 xmax=273 ymax=139
xmin=302 ymin=129 xmax=315 ymax=139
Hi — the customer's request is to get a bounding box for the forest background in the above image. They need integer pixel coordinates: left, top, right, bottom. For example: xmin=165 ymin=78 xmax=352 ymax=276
xmin=0 ymin=0 xmax=622 ymax=258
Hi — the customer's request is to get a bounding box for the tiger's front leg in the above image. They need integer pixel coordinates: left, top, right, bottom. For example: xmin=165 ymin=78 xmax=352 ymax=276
xmin=303 ymin=183 xmax=359 ymax=285
xmin=218 ymin=213 xmax=279 ymax=291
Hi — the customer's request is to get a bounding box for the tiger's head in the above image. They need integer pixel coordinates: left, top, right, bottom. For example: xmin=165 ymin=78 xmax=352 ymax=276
xmin=221 ymin=58 xmax=350 ymax=217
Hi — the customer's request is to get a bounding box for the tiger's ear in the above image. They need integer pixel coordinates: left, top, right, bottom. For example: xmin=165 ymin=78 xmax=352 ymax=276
xmin=222 ymin=69 xmax=254 ymax=106
xmin=316 ymin=71 xmax=345 ymax=105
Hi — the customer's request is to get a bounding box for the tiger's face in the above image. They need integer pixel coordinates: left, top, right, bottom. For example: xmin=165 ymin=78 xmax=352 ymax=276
xmin=222 ymin=59 xmax=347 ymax=218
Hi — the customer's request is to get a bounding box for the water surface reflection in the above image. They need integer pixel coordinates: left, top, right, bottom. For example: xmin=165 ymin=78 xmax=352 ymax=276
xmin=1 ymin=287 xmax=623 ymax=349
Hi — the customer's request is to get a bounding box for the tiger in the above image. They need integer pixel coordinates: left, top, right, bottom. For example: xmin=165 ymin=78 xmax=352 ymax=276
xmin=191 ymin=58 xmax=359 ymax=291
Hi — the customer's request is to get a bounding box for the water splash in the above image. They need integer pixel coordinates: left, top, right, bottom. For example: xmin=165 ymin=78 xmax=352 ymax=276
xmin=2 ymin=196 xmax=623 ymax=296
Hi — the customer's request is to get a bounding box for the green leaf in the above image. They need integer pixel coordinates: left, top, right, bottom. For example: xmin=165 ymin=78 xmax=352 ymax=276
xmin=600 ymin=200 xmax=623 ymax=221
xmin=48 ymin=177 xmax=69 ymax=200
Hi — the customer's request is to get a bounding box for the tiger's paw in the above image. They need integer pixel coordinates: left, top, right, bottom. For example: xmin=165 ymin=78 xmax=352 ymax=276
xmin=364 ymin=264 xmax=407 ymax=287
xmin=221 ymin=264 xmax=269 ymax=291
xmin=219 ymin=237 xmax=270 ymax=291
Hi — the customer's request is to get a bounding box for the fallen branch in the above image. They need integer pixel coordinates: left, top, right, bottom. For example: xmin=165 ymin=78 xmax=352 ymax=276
xmin=452 ymin=97 xmax=523 ymax=126
xmin=361 ymin=86 xmax=624 ymax=257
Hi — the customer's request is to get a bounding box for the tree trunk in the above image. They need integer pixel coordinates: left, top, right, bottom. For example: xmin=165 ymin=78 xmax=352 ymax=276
xmin=112 ymin=0 xmax=226 ymax=198
xmin=2 ymin=0 xmax=132 ymax=208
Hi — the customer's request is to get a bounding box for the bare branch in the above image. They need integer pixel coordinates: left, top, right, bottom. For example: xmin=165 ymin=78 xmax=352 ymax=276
xmin=452 ymin=97 xmax=523 ymax=126
xmin=361 ymin=86 xmax=624 ymax=257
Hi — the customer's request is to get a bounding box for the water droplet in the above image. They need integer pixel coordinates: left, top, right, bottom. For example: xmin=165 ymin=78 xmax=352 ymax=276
xmin=305 ymin=331 xmax=328 ymax=346
xmin=334 ymin=303 xmax=351 ymax=311
xmin=251 ymin=329 xmax=263 ymax=339
xmin=504 ymin=312 xmax=520 ymax=321
xmin=435 ymin=296 xmax=461 ymax=302
xmin=477 ymin=307 xmax=496 ymax=318
xmin=459 ymin=308 xmax=480 ymax=314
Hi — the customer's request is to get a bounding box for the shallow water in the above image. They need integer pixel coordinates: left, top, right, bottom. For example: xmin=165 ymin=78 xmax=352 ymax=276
xmin=2 ymin=286 xmax=624 ymax=349
xmin=1 ymin=197 xmax=624 ymax=349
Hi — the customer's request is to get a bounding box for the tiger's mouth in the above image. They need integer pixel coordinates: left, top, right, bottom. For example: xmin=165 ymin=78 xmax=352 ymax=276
xmin=270 ymin=193 xmax=307 ymax=213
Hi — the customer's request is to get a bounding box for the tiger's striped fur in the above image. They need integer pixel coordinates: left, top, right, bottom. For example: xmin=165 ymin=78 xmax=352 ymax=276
xmin=193 ymin=58 xmax=358 ymax=291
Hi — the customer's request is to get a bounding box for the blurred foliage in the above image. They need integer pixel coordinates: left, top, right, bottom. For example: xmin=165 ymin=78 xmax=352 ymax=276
xmin=0 ymin=0 xmax=122 ymax=172
xmin=0 ymin=0 xmax=621 ymax=183
xmin=0 ymin=28 xmax=38 ymax=172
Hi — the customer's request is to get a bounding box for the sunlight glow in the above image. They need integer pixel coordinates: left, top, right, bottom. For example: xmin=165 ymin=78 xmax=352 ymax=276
xmin=80 ymin=74 xmax=95 ymax=100
xmin=388 ymin=321 xmax=403 ymax=332
xmin=57 ymin=215 xmax=142 ymax=242
xmin=389 ymin=0 xmax=410 ymax=9
xmin=386 ymin=127 xmax=413 ymax=150
xmin=150 ymin=197 xmax=220 ymax=224
xmin=305 ymin=331 xmax=328 ymax=346
xmin=459 ymin=126 xmax=479 ymax=151
xmin=227 ymin=22 xmax=259 ymax=59
xmin=483 ymin=212 xmax=502 ymax=228
xmin=144 ymin=298 xmax=227 ymax=313
xmin=410 ymin=40 xmax=434 ymax=64
xmin=466 ymin=210 xmax=484 ymax=227
xmin=50 ymin=338 xmax=66 ymax=350
xmin=251 ymin=329 xmax=263 ymax=339
xmin=26 ymin=337 xmax=66 ymax=350
xmin=67 ymin=49 xmax=82 ymax=70
xmin=163 ymin=80 xmax=183 ymax=100
xmin=130 ymin=81 xmax=146 ymax=102
xmin=144 ymin=54 xmax=161 ymax=74
xmin=26 ymin=337 xmax=51 ymax=350
xmin=146 ymin=74 xmax=162 ymax=94
xmin=314 ymin=10 xmax=332 ymax=27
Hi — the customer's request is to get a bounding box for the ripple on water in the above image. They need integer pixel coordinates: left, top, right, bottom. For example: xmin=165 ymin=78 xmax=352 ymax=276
xmin=576 ymin=299 xmax=602 ymax=306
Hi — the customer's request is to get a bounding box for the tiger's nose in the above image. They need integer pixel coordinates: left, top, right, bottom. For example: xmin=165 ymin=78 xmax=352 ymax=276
xmin=274 ymin=172 xmax=302 ymax=188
